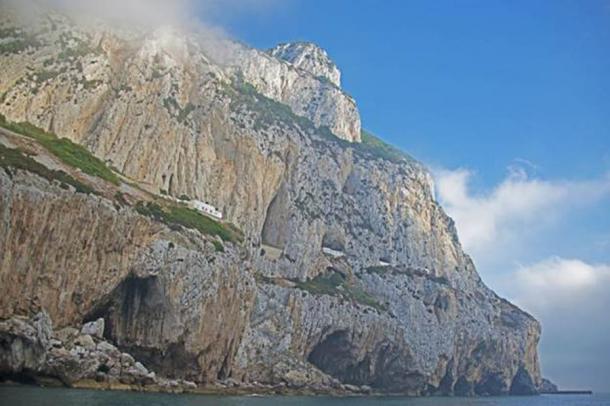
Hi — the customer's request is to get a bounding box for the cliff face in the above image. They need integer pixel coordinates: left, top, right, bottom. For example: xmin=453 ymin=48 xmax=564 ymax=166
xmin=0 ymin=169 xmax=255 ymax=383
xmin=269 ymin=42 xmax=342 ymax=87
xmin=0 ymin=9 xmax=542 ymax=395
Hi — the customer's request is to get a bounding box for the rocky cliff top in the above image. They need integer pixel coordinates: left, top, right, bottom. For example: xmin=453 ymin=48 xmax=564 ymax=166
xmin=0 ymin=10 xmax=361 ymax=142
xmin=269 ymin=42 xmax=342 ymax=87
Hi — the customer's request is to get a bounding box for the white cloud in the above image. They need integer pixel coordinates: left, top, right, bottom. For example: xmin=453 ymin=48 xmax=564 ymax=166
xmin=504 ymin=257 xmax=610 ymax=391
xmin=5 ymin=0 xmax=283 ymax=31
xmin=434 ymin=167 xmax=610 ymax=262
xmin=512 ymin=257 xmax=610 ymax=311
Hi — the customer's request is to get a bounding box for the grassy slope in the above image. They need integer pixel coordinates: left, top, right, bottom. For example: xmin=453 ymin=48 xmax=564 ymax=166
xmin=0 ymin=143 xmax=96 ymax=194
xmin=294 ymin=271 xmax=388 ymax=312
xmin=358 ymin=129 xmax=415 ymax=164
xmin=135 ymin=201 xmax=242 ymax=244
xmin=0 ymin=114 xmax=241 ymax=245
xmin=0 ymin=114 xmax=120 ymax=185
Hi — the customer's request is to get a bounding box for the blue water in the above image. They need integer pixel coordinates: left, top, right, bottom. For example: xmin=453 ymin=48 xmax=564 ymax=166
xmin=1 ymin=386 xmax=609 ymax=406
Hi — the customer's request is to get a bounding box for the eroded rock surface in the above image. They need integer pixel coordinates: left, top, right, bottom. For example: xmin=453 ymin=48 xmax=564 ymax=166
xmin=0 ymin=169 xmax=255 ymax=385
xmin=0 ymin=7 xmax=542 ymax=396
xmin=269 ymin=42 xmax=342 ymax=87
xmin=0 ymin=312 xmax=196 ymax=390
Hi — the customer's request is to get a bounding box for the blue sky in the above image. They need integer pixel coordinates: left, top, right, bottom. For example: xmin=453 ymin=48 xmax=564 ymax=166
xmin=205 ymin=0 xmax=610 ymax=392
xmin=213 ymin=0 xmax=610 ymax=184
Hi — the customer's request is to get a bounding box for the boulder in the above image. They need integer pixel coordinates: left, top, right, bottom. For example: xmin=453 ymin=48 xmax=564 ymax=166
xmin=74 ymin=334 xmax=96 ymax=350
xmin=96 ymin=341 xmax=119 ymax=355
xmin=55 ymin=327 xmax=79 ymax=345
xmin=81 ymin=318 xmax=105 ymax=339
xmin=133 ymin=361 xmax=148 ymax=376
xmin=0 ymin=312 xmax=51 ymax=375
xmin=120 ymin=352 xmax=135 ymax=366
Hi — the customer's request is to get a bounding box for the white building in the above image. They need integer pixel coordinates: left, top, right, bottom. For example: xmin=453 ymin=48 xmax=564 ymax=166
xmin=322 ymin=246 xmax=344 ymax=258
xmin=190 ymin=200 xmax=223 ymax=219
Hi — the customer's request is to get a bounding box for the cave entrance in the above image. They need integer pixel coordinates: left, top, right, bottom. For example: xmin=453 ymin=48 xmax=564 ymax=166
xmin=321 ymin=232 xmax=345 ymax=252
xmin=307 ymin=330 xmax=371 ymax=385
xmin=261 ymin=184 xmax=289 ymax=250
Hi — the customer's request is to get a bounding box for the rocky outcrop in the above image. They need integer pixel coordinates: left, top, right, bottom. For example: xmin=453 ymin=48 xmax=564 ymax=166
xmin=223 ymin=42 xmax=361 ymax=142
xmin=269 ymin=42 xmax=342 ymax=87
xmin=539 ymin=378 xmax=559 ymax=393
xmin=0 ymin=168 xmax=255 ymax=384
xmin=0 ymin=7 xmax=542 ymax=396
xmin=0 ymin=312 xmax=197 ymax=390
xmin=0 ymin=12 xmax=360 ymax=144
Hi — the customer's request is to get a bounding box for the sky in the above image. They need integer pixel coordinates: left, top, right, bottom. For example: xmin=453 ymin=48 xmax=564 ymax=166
xmin=204 ymin=0 xmax=610 ymax=392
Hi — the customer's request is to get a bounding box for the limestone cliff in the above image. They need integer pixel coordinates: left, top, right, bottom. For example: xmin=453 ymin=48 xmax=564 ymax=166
xmin=269 ymin=42 xmax=342 ymax=87
xmin=0 ymin=8 xmax=542 ymax=396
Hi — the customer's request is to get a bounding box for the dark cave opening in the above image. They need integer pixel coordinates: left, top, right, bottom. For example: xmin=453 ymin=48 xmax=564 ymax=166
xmin=80 ymin=275 xmax=198 ymax=380
xmin=509 ymin=367 xmax=537 ymax=395
xmin=82 ymin=275 xmax=159 ymax=343
xmin=321 ymin=231 xmax=345 ymax=252
xmin=307 ymin=330 xmax=371 ymax=385
xmin=261 ymin=184 xmax=289 ymax=249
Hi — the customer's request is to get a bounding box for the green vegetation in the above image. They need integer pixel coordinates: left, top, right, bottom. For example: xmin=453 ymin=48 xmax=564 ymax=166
xmin=0 ymin=143 xmax=95 ymax=195
xmin=430 ymin=274 xmax=450 ymax=285
xmin=32 ymin=69 xmax=62 ymax=84
xmin=294 ymin=271 xmax=345 ymax=296
xmin=178 ymin=194 xmax=191 ymax=201
xmin=0 ymin=28 xmax=21 ymax=38
xmin=315 ymin=75 xmax=334 ymax=86
xmin=212 ymin=240 xmax=224 ymax=253
xmin=0 ymin=39 xmax=40 ymax=54
xmin=364 ymin=265 xmax=450 ymax=286
xmin=135 ymin=201 xmax=242 ymax=243
xmin=0 ymin=28 xmax=41 ymax=55
xmin=163 ymin=97 xmax=195 ymax=123
xmin=177 ymin=103 xmax=195 ymax=123
xmin=357 ymin=130 xmax=414 ymax=164
xmin=57 ymin=33 xmax=100 ymax=60
xmin=81 ymin=79 xmax=102 ymax=90
xmin=229 ymin=78 xmax=332 ymax=136
xmin=254 ymin=273 xmax=276 ymax=285
xmin=365 ymin=265 xmax=392 ymax=276
xmin=348 ymin=284 xmax=388 ymax=311
xmin=114 ymin=191 xmax=128 ymax=206
xmin=294 ymin=270 xmax=387 ymax=312
xmin=229 ymin=78 xmax=414 ymax=165
xmin=0 ymin=115 xmax=120 ymax=185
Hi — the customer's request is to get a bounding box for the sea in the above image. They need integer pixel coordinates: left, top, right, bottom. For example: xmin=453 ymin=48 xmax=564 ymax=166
xmin=1 ymin=386 xmax=609 ymax=406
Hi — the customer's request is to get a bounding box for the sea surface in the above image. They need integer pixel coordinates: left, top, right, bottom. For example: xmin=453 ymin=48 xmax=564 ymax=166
xmin=1 ymin=386 xmax=609 ymax=406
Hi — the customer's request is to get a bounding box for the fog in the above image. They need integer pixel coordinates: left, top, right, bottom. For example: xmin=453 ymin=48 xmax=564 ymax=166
xmin=1 ymin=0 xmax=280 ymax=32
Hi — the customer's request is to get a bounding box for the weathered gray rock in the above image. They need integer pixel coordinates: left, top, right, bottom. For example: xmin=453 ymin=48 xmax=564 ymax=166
xmin=133 ymin=361 xmax=148 ymax=376
xmin=96 ymin=341 xmax=119 ymax=355
xmin=540 ymin=377 xmax=559 ymax=393
xmin=81 ymin=318 xmax=105 ymax=339
xmin=74 ymin=335 xmax=96 ymax=350
xmin=55 ymin=327 xmax=79 ymax=345
xmin=0 ymin=312 xmax=51 ymax=379
xmin=120 ymin=353 xmax=135 ymax=366
xmin=269 ymin=42 xmax=342 ymax=87
xmin=0 ymin=313 xmax=186 ymax=389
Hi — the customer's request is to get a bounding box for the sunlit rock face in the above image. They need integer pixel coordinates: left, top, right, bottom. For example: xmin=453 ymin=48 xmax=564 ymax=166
xmin=0 ymin=8 xmax=541 ymax=395
xmin=269 ymin=42 xmax=342 ymax=87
